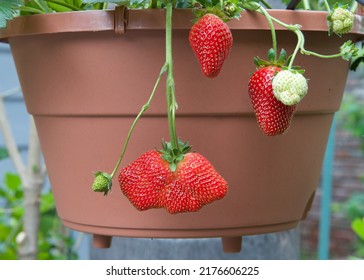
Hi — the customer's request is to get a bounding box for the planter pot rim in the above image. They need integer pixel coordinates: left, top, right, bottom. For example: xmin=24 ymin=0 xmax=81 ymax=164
xmin=1 ymin=8 xmax=364 ymax=41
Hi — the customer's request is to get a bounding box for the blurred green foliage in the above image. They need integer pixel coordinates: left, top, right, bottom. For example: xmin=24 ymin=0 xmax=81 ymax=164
xmin=0 ymin=173 xmax=78 ymax=260
xmin=338 ymin=93 xmax=364 ymax=258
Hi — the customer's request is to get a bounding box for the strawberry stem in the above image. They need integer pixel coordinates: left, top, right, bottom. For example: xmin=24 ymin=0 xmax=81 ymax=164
xmin=260 ymin=0 xmax=272 ymax=9
xmin=350 ymin=1 xmax=358 ymax=13
xmin=323 ymin=0 xmax=331 ymax=13
xmin=256 ymin=4 xmax=277 ymax=56
xmin=109 ymin=63 xmax=168 ymax=179
xmin=166 ymin=1 xmax=179 ymax=151
xmin=302 ymin=0 xmax=310 ymax=10
xmin=288 ymin=29 xmax=304 ymax=70
xmin=251 ymin=7 xmax=358 ymax=69
xmin=93 ymin=2 xmax=180 ymax=191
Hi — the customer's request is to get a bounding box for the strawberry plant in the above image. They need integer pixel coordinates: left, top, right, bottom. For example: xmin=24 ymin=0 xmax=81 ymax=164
xmin=1 ymin=1 xmax=362 ymax=212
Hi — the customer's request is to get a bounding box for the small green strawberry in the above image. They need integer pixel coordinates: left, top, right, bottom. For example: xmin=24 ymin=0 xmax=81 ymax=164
xmin=92 ymin=171 xmax=112 ymax=195
xmin=327 ymin=5 xmax=354 ymax=36
xmin=272 ymin=70 xmax=308 ymax=106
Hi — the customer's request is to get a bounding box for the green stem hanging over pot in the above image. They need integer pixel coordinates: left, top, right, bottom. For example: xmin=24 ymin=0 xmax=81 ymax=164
xmin=92 ymin=0 xmax=182 ymax=194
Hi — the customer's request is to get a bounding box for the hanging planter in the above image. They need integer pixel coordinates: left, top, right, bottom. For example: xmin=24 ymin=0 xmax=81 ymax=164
xmin=1 ymin=1 xmax=364 ymax=253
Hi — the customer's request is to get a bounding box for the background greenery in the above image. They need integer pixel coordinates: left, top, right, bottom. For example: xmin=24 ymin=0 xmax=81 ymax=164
xmin=0 ymin=171 xmax=77 ymax=259
xmin=338 ymin=93 xmax=364 ymax=259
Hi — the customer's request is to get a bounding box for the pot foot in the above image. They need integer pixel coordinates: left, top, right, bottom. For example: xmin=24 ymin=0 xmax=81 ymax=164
xmin=221 ymin=236 xmax=243 ymax=253
xmin=302 ymin=190 xmax=316 ymax=220
xmin=93 ymin=234 xmax=112 ymax=248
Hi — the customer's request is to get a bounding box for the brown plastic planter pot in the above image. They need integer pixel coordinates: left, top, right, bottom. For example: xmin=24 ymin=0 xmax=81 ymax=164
xmin=1 ymin=8 xmax=364 ymax=253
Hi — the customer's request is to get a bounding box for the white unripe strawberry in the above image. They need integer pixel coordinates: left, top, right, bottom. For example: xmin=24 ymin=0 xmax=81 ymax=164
xmin=272 ymin=70 xmax=308 ymax=106
xmin=328 ymin=7 xmax=354 ymax=36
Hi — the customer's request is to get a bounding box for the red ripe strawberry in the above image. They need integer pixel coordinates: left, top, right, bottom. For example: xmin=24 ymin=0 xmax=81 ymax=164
xmin=118 ymin=149 xmax=228 ymax=214
xmin=248 ymin=66 xmax=297 ymax=136
xmin=189 ymin=13 xmax=233 ymax=78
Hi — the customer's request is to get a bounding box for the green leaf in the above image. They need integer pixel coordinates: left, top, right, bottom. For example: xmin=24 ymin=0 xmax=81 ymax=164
xmin=267 ymin=48 xmax=276 ymax=62
xmin=40 ymin=214 xmax=56 ymax=233
xmin=0 ymin=224 xmax=11 ymax=240
xmin=352 ymin=218 xmax=364 ymax=241
xmin=0 ymin=0 xmax=23 ymax=28
xmin=350 ymin=46 xmax=364 ymax=71
xmin=172 ymin=148 xmax=179 ymax=156
xmin=161 ymin=154 xmax=172 ymax=162
xmin=11 ymin=206 xmax=24 ymax=220
xmin=253 ymin=57 xmax=260 ymax=67
xmin=0 ymin=249 xmax=17 ymax=260
xmin=176 ymin=154 xmax=184 ymax=161
xmin=277 ymin=49 xmax=287 ymax=64
xmin=0 ymin=147 xmax=9 ymax=160
xmin=5 ymin=173 xmax=21 ymax=191
xmin=38 ymin=251 xmax=51 ymax=260
xmin=0 ymin=187 xmax=8 ymax=199
xmin=182 ymin=145 xmax=191 ymax=153
xmin=340 ymin=41 xmax=359 ymax=61
xmin=40 ymin=192 xmax=56 ymax=214
xmin=343 ymin=193 xmax=364 ymax=220
xmin=161 ymin=140 xmax=167 ymax=151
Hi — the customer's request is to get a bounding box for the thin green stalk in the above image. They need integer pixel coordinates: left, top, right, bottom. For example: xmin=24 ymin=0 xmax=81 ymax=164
xmin=99 ymin=1 xmax=177 ymax=182
xmin=165 ymin=1 xmax=179 ymax=150
xmin=303 ymin=0 xmax=310 ymax=10
xmin=257 ymin=4 xmax=277 ymax=56
xmin=260 ymin=0 xmax=272 ymax=9
xmin=301 ymin=50 xmax=342 ymax=59
xmin=110 ymin=64 xmax=167 ymax=178
xmin=351 ymin=1 xmax=358 ymax=13
xmin=288 ymin=29 xmax=304 ymax=69
xmin=269 ymin=15 xmax=299 ymax=31
xmin=253 ymin=7 xmax=348 ymax=69
xmin=323 ymin=0 xmax=331 ymax=12
xmin=102 ymin=2 xmax=108 ymax=10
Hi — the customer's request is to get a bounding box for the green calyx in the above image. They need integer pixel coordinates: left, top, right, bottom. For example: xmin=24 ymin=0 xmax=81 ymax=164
xmin=254 ymin=48 xmax=287 ymax=68
xmin=340 ymin=40 xmax=359 ymax=61
xmin=157 ymin=139 xmax=192 ymax=172
xmin=92 ymin=171 xmax=112 ymax=196
xmin=254 ymin=48 xmax=305 ymax=74
xmin=192 ymin=0 xmax=242 ymax=22
xmin=222 ymin=0 xmax=243 ymax=19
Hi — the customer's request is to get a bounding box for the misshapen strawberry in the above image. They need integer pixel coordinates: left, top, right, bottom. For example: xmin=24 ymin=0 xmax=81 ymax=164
xmin=119 ymin=142 xmax=228 ymax=214
xmin=189 ymin=13 xmax=233 ymax=78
